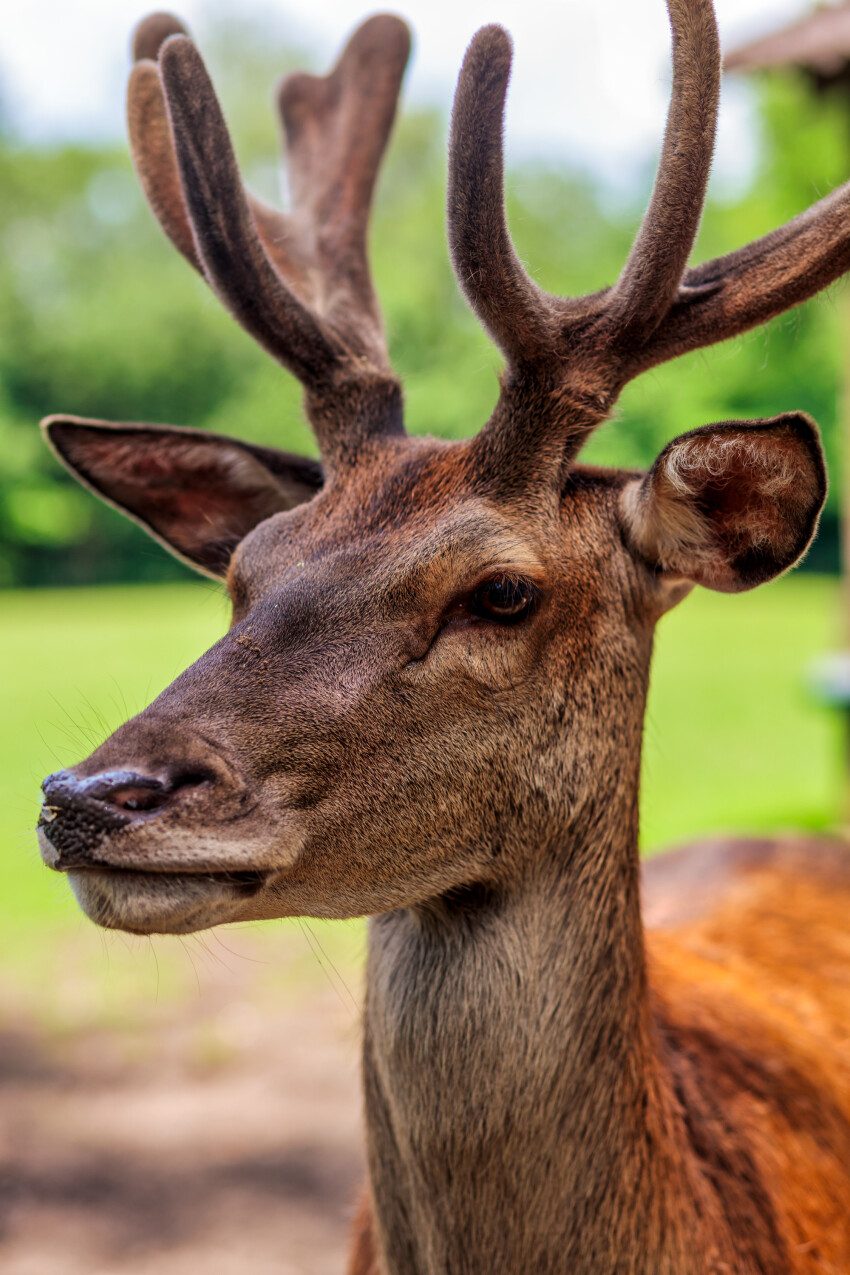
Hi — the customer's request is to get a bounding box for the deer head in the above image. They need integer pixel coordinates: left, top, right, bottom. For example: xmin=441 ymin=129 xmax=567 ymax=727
xmin=39 ymin=1 xmax=832 ymax=936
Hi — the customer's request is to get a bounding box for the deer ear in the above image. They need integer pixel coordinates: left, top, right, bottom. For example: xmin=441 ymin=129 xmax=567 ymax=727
xmin=619 ymin=413 xmax=826 ymax=594
xmin=42 ymin=417 xmax=324 ymax=578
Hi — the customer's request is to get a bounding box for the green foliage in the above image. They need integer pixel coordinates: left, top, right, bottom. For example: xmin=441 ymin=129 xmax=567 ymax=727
xmin=0 ymin=48 xmax=846 ymax=584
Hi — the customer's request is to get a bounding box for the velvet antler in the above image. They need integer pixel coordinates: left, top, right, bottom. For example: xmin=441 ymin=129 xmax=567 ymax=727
xmin=127 ymin=12 xmax=411 ymax=464
xmin=449 ymin=0 xmax=850 ymax=477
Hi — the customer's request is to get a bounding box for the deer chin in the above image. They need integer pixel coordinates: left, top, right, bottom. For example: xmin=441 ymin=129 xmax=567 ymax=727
xmin=65 ymin=864 xmax=271 ymax=935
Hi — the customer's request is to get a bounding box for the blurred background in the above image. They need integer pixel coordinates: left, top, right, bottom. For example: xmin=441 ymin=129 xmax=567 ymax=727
xmin=0 ymin=0 xmax=848 ymax=1270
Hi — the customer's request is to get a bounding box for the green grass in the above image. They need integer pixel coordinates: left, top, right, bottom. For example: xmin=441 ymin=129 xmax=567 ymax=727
xmin=1 ymin=582 xmax=230 ymax=932
xmin=0 ymin=574 xmax=843 ymax=959
xmin=642 ymin=574 xmax=843 ymax=849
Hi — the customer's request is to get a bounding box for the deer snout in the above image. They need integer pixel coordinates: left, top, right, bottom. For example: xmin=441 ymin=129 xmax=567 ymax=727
xmin=38 ymin=766 xmax=211 ymax=868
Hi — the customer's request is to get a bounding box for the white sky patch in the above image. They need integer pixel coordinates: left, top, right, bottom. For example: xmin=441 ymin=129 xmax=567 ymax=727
xmin=0 ymin=0 xmax=814 ymax=192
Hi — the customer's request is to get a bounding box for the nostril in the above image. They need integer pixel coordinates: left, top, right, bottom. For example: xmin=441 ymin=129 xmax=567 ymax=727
xmin=41 ymin=767 xmax=212 ymax=818
xmin=93 ymin=769 xmax=212 ymax=813
xmin=85 ymin=771 xmax=171 ymax=811
xmin=109 ymin=782 xmax=169 ymax=812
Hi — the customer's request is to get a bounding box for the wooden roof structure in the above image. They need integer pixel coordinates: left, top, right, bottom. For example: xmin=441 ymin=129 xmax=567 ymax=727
xmin=725 ymin=3 xmax=850 ymax=81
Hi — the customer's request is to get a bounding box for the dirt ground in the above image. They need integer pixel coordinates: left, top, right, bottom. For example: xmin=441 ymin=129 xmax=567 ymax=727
xmin=0 ymin=924 xmax=367 ymax=1275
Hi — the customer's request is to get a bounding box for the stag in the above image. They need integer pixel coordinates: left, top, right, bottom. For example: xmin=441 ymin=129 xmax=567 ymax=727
xmin=37 ymin=2 xmax=850 ymax=1271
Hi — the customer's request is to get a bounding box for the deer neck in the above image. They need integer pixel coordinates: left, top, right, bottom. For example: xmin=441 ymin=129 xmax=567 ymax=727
xmin=362 ymin=762 xmax=703 ymax=1275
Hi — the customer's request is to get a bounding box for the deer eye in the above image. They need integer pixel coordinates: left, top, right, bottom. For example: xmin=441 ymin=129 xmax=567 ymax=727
xmin=469 ymin=576 xmax=537 ymax=624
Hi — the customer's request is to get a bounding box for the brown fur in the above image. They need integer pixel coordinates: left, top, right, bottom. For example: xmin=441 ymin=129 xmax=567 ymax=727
xmin=349 ymin=840 xmax=850 ymax=1273
xmin=34 ymin=5 xmax=850 ymax=1273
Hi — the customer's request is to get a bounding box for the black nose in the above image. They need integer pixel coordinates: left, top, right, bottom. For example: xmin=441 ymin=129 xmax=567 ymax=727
xmin=41 ymin=767 xmax=204 ymax=814
xmin=38 ymin=767 xmax=210 ymax=866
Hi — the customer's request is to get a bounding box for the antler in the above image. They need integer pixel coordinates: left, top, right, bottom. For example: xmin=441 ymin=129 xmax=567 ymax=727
xmin=449 ymin=0 xmax=850 ymax=477
xmin=126 ymin=12 xmax=411 ymax=464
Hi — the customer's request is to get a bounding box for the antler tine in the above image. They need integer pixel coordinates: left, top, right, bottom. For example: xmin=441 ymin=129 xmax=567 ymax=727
xmin=632 ymin=179 xmax=850 ymax=375
xmin=128 ymin=14 xmax=201 ymax=270
xmin=447 ymin=26 xmax=553 ymax=368
xmin=132 ymin=11 xmax=186 ymax=62
xmin=126 ymin=14 xmax=410 ymax=464
xmin=609 ymin=0 xmax=720 ymax=345
xmin=128 ymin=65 xmax=201 ymax=271
xmin=277 ymin=15 xmax=411 ymax=364
xmin=159 ymin=38 xmax=344 ymax=393
xmin=128 ymin=17 xmax=311 ymax=286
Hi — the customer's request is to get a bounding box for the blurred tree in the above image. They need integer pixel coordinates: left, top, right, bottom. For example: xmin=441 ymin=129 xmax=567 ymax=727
xmin=0 ymin=28 xmax=844 ymax=585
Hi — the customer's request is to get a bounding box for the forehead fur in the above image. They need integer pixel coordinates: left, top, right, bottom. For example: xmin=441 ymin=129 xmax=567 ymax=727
xmin=229 ymin=439 xmax=629 ymax=596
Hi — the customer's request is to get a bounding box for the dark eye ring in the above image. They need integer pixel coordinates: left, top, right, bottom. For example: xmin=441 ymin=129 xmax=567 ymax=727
xmin=469 ymin=575 xmax=537 ymax=624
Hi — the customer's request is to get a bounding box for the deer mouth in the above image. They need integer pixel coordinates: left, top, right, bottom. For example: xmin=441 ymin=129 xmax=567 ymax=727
xmin=60 ymin=863 xmax=269 ymax=889
xmin=59 ymin=860 xmax=272 ymax=935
